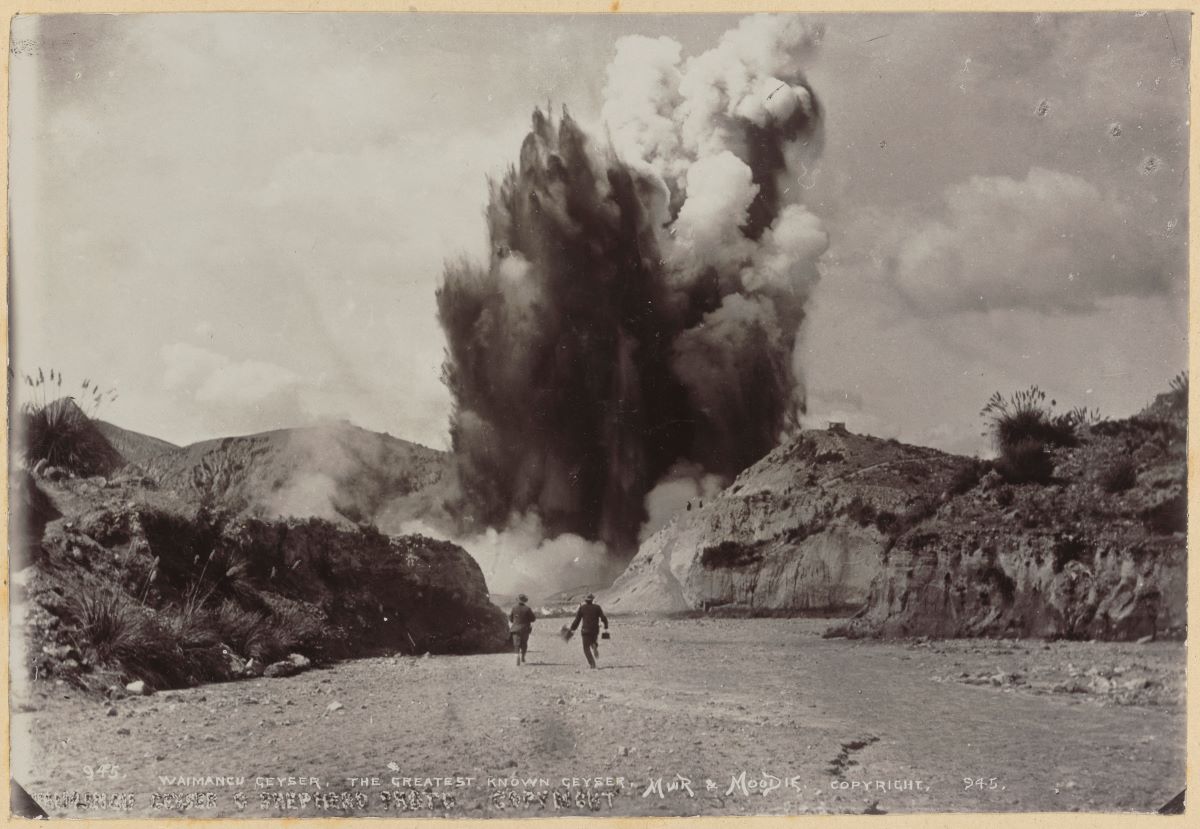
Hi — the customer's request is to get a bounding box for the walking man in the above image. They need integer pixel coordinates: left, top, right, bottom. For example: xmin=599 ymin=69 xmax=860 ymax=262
xmin=569 ymin=593 xmax=609 ymax=669
xmin=509 ymin=594 xmax=536 ymax=666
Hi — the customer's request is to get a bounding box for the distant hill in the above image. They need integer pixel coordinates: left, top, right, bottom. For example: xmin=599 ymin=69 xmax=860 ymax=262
xmin=134 ymin=421 xmax=455 ymax=530
xmin=94 ymin=420 xmax=179 ymax=467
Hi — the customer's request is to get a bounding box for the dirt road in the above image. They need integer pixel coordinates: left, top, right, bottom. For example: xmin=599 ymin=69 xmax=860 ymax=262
xmin=12 ymin=618 xmax=1185 ymax=818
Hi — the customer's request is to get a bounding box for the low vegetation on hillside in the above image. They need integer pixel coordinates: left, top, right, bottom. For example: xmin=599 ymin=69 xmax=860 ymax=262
xmin=13 ymin=472 xmax=507 ymax=695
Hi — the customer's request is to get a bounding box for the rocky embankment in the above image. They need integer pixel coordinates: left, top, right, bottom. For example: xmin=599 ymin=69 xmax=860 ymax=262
xmin=605 ymin=388 xmax=1186 ymax=642
xmin=831 ymin=392 xmax=1187 ymax=641
xmin=12 ymin=467 xmax=509 ymax=695
xmin=604 ymin=428 xmax=966 ymax=614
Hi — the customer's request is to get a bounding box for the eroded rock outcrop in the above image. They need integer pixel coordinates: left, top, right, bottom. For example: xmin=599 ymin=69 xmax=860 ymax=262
xmin=829 ymin=393 xmax=1187 ymax=641
xmin=606 ymin=389 xmax=1186 ymax=642
xmin=604 ymin=429 xmax=965 ymax=614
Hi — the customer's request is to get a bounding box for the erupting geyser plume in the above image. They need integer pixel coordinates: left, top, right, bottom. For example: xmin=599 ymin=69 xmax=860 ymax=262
xmin=437 ymin=15 xmax=829 ymax=561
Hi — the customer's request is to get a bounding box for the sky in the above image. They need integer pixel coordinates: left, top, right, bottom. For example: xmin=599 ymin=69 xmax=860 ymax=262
xmin=9 ymin=11 xmax=1190 ymax=456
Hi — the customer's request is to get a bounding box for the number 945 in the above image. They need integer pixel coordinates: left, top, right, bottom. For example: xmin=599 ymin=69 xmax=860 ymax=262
xmin=83 ymin=764 xmax=120 ymax=780
xmin=964 ymin=777 xmax=999 ymax=791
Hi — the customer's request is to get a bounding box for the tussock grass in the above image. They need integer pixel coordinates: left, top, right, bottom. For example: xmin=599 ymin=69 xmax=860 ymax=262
xmin=68 ymin=588 xmax=188 ymax=689
xmin=981 ymin=387 xmax=1090 ymax=485
xmin=17 ymin=370 xmax=121 ymax=476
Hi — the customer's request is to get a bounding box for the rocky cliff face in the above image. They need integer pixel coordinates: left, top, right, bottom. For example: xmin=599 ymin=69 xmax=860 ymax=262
xmin=603 ymin=429 xmax=966 ymax=614
xmin=831 ymin=393 xmax=1187 ymax=641
xmin=605 ymin=389 xmax=1186 ymax=642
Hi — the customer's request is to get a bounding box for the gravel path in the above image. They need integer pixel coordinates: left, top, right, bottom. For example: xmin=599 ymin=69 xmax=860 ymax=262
xmin=12 ymin=618 xmax=1185 ymax=818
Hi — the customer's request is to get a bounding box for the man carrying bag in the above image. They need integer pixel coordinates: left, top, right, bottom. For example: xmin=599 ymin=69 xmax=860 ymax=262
xmin=569 ymin=593 xmax=609 ymax=669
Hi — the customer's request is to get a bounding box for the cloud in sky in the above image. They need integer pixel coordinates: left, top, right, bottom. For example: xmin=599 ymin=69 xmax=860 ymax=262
xmin=160 ymin=342 xmax=308 ymax=437
xmin=886 ymin=167 xmax=1183 ymax=315
xmin=9 ymin=12 xmax=1189 ymax=456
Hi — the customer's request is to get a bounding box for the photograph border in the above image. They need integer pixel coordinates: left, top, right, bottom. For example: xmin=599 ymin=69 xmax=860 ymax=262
xmin=1 ymin=1 xmax=1196 ymax=827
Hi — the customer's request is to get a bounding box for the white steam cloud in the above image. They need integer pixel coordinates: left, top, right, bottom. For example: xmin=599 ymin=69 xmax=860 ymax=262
xmin=402 ymin=514 xmax=618 ymax=600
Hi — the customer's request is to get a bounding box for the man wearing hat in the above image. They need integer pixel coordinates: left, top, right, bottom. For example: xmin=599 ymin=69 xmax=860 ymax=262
xmin=509 ymin=594 xmax=537 ymax=666
xmin=569 ymin=593 xmax=609 ymax=669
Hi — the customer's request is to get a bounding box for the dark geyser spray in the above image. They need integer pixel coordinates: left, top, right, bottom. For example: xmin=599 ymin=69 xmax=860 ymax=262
xmin=436 ymin=15 xmax=829 ymax=563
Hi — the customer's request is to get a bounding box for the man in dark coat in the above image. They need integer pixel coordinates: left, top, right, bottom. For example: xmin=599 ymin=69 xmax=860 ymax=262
xmin=509 ymin=594 xmax=536 ymax=666
xmin=569 ymin=593 xmax=609 ymax=668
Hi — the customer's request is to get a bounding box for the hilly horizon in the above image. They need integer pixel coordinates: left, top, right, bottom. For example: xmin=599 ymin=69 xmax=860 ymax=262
xmin=89 ymin=412 xmax=456 ymax=533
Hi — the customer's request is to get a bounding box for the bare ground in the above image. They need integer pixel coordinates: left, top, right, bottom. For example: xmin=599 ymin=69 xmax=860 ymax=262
xmin=11 ymin=618 xmax=1185 ymax=818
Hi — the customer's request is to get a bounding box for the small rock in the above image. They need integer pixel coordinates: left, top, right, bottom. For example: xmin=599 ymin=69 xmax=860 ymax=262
xmin=105 ymin=706 xmax=118 ymax=717
xmin=116 ymin=728 xmax=130 ymax=736
xmin=421 ymin=652 xmax=432 ymax=659
xmin=326 ymin=701 xmax=344 ymax=713
xmin=125 ymin=680 xmax=151 ymax=696
xmin=618 ymin=746 xmax=629 ymax=756
xmin=287 ymin=653 xmax=311 ymax=669
xmin=1136 ymin=634 xmax=1155 ymax=644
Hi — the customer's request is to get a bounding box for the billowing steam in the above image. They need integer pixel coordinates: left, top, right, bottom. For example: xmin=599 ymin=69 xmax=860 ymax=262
xmin=401 ymin=514 xmax=618 ymax=599
xmin=436 ymin=15 xmax=829 ymax=562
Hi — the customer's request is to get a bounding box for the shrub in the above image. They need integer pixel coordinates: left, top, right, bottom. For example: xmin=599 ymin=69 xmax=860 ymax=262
xmin=841 ymin=496 xmax=877 ymax=527
xmin=1068 ymin=406 xmax=1105 ymax=428
xmin=165 ymin=589 xmax=220 ymax=650
xmin=906 ymin=531 xmax=941 ymax=552
xmin=981 ymin=386 xmax=1079 ymax=451
xmin=994 ymin=438 xmax=1054 ymax=484
xmin=1141 ymin=493 xmax=1187 ymax=535
xmin=19 ymin=399 xmax=121 ymax=477
xmin=978 ymin=565 xmax=1016 ymax=604
xmin=873 ymin=511 xmax=898 ymax=534
xmin=268 ymin=602 xmax=329 ymax=653
xmin=17 ymin=370 xmax=121 ymax=476
xmin=71 ymin=590 xmax=147 ymax=662
xmin=213 ymin=601 xmax=276 ymax=661
xmin=1052 ymin=536 xmax=1089 ymax=574
xmin=68 ymin=588 xmax=187 ymax=688
xmin=948 ymin=459 xmax=987 ymax=495
xmin=1168 ymin=371 xmax=1188 ymax=410
xmin=1099 ymin=458 xmax=1137 ymax=493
